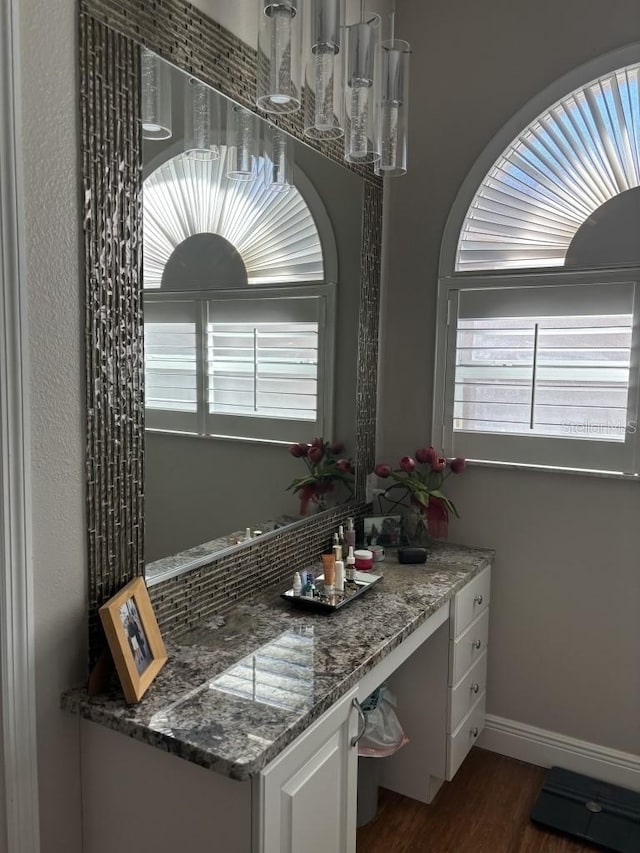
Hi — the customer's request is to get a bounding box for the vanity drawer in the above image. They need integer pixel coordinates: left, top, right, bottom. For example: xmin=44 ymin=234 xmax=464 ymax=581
xmin=450 ymin=567 xmax=491 ymax=639
xmin=446 ymin=693 xmax=486 ymax=781
xmin=448 ymin=651 xmax=487 ymax=733
xmin=449 ymin=607 xmax=489 ymax=686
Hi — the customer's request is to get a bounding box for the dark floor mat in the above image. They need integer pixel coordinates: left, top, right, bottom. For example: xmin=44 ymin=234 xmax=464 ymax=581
xmin=530 ymin=766 xmax=640 ymax=852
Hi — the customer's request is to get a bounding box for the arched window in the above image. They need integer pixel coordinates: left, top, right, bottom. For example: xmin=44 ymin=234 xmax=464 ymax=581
xmin=435 ymin=49 xmax=640 ymax=476
xmin=143 ymin=149 xmax=337 ymax=444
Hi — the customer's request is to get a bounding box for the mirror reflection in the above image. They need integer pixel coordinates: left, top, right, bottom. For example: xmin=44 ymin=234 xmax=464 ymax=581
xmin=142 ymin=51 xmax=364 ymax=573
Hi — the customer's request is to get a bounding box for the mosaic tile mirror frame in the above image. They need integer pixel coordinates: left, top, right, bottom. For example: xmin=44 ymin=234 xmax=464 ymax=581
xmin=79 ymin=0 xmax=383 ymax=662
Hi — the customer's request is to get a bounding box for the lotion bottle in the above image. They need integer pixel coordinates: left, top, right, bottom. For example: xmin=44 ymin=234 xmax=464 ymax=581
xmin=335 ymin=560 xmax=345 ymax=593
xmin=293 ymin=572 xmax=302 ymax=597
xmin=345 ymin=546 xmax=356 ymax=584
xmin=346 ymin=517 xmax=356 ymax=550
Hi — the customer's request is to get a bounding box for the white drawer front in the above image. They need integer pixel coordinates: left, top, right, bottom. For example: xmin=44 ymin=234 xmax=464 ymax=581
xmin=450 ymin=567 xmax=491 ymax=639
xmin=448 ymin=651 xmax=487 ymax=733
xmin=446 ymin=694 xmax=486 ymax=781
xmin=449 ymin=607 xmax=490 ymax=686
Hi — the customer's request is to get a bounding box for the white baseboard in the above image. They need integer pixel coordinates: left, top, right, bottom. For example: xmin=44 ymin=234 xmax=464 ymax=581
xmin=478 ymin=714 xmax=640 ymax=792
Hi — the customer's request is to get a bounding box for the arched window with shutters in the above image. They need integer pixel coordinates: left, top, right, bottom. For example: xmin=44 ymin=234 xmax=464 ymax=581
xmin=435 ymin=46 xmax=640 ymax=476
xmin=142 ymin=148 xmax=338 ymax=444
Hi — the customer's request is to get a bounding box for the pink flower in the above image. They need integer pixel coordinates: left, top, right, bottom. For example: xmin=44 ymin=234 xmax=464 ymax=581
xmin=288 ymin=443 xmax=306 ymax=458
xmin=400 ymin=456 xmax=416 ymax=473
xmin=308 ymin=445 xmax=324 ymax=463
xmin=311 ymin=436 xmax=324 ymax=449
xmin=450 ymin=456 xmax=466 ymax=474
xmin=329 ymin=441 xmax=344 ymax=455
xmin=336 ymin=458 xmax=352 ymax=472
xmin=374 ymin=463 xmax=392 ymax=478
xmin=415 ymin=446 xmax=437 ymax=464
xmin=431 ymin=456 xmax=446 ymax=473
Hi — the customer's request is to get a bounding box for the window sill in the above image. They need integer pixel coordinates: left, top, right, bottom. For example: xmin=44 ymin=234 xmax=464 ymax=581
xmin=465 ymin=458 xmax=640 ymax=482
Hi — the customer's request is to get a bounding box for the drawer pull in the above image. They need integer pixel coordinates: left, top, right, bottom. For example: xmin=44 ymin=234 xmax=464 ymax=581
xmin=471 ymin=727 xmax=479 ymax=738
xmin=471 ymin=682 xmax=480 ymax=694
xmin=472 ymin=639 xmax=482 ymax=650
xmin=474 ymin=594 xmax=484 ymax=605
xmin=351 ymin=699 xmax=367 ymax=748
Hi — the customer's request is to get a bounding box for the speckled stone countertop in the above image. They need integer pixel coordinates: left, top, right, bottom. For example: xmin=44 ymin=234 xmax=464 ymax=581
xmin=63 ymin=542 xmax=493 ymax=781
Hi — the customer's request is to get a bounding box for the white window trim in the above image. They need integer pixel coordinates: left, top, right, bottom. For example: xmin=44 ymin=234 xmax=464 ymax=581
xmin=433 ymin=268 xmax=640 ymax=477
xmin=144 ymin=283 xmax=336 ymax=445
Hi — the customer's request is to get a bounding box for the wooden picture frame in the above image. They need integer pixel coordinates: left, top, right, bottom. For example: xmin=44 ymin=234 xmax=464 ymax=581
xmin=99 ymin=576 xmax=168 ymax=703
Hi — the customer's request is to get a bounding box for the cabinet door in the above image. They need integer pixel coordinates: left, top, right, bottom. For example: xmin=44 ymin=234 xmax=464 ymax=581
xmin=258 ymin=687 xmax=359 ymax=853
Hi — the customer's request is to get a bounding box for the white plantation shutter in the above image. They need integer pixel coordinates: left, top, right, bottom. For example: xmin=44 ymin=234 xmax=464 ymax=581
xmin=456 ymin=63 xmax=640 ymax=272
xmin=144 ymin=300 xmax=199 ymax=432
xmin=442 ymin=279 xmax=640 ymax=473
xmin=206 ymin=294 xmax=328 ymax=442
xmin=143 ymin=287 xmax=333 ymax=442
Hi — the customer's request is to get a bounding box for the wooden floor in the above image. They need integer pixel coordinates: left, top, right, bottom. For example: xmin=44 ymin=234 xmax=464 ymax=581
xmin=356 ymin=748 xmax=595 ymax=853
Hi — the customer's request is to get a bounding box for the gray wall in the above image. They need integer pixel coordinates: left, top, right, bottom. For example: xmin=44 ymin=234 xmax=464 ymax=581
xmin=19 ymin=0 xmax=86 ymax=850
xmin=381 ymin=0 xmax=640 ymax=753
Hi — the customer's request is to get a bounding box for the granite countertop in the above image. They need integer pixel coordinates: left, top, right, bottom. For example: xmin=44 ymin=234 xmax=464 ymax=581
xmin=63 ymin=542 xmax=493 ymax=781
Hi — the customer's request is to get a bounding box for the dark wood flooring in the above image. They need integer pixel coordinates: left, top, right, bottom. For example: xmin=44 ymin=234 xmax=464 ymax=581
xmin=356 ymin=748 xmax=595 ymax=853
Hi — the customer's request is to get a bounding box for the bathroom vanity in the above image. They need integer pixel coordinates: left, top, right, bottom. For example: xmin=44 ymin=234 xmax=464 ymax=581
xmin=64 ymin=543 xmax=492 ymax=853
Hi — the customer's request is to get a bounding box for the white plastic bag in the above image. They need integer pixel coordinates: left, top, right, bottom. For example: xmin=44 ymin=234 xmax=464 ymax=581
xmin=358 ymin=686 xmax=409 ymax=757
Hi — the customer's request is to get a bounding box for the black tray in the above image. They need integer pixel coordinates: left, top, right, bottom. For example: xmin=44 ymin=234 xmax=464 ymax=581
xmin=281 ymin=571 xmax=382 ymax=612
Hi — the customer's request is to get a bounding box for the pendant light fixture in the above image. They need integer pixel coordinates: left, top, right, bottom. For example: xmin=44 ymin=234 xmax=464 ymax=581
xmin=376 ymin=9 xmax=410 ymax=177
xmin=304 ymin=0 xmax=345 ymax=140
xmin=257 ymin=0 xmax=303 ymax=115
xmin=265 ymin=124 xmax=295 ymax=191
xmin=141 ymin=48 xmax=172 ymax=140
xmin=344 ymin=7 xmax=380 ymax=164
xmin=184 ymin=78 xmax=220 ymax=161
xmin=226 ymin=102 xmax=259 ymax=181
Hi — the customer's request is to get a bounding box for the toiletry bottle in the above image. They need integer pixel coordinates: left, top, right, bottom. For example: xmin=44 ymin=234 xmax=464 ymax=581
xmin=322 ymin=553 xmax=336 ymax=595
xmin=335 ymin=559 xmax=345 ymax=593
xmin=338 ymin=524 xmax=346 ymax=552
xmin=333 ymin=543 xmax=343 ymax=563
xmin=293 ymin=572 xmax=302 ymax=597
xmin=245 ymin=527 xmax=252 ymax=541
xmin=345 ymin=546 xmax=356 ymax=585
xmin=346 ymin=517 xmax=356 ymax=550
xmin=303 ymin=572 xmax=315 ymax=598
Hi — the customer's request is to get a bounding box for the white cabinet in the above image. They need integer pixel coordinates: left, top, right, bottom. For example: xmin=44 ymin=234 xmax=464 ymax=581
xmin=257 ymin=687 xmax=360 ymax=853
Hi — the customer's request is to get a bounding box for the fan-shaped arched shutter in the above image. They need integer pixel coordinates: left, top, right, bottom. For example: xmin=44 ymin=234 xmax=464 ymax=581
xmin=143 ymin=148 xmax=325 ymax=287
xmin=456 ymin=63 xmax=640 ymax=272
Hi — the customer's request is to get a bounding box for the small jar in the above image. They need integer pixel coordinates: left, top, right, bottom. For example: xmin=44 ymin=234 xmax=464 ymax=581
xmin=354 ymin=549 xmax=374 ymax=571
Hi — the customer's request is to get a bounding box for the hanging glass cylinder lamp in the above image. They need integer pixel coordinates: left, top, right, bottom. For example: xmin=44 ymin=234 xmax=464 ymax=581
xmin=141 ymin=48 xmax=172 ymax=140
xmin=376 ymin=38 xmax=410 ymax=176
xmin=184 ymin=78 xmax=220 ymax=161
xmin=265 ymin=124 xmax=295 ymax=191
xmin=257 ymin=0 xmax=303 ymax=115
xmin=304 ymin=0 xmax=345 ymax=140
xmin=344 ymin=13 xmax=380 ymax=164
xmin=226 ymin=102 xmax=259 ymax=181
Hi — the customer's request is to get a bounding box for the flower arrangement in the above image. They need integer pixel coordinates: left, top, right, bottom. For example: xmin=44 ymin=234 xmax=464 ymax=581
xmin=287 ymin=437 xmax=355 ymax=515
xmin=373 ymin=446 xmax=466 ymax=540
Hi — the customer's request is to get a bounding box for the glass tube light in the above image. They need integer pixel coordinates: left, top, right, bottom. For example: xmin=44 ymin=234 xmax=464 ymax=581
xmin=141 ymin=48 xmax=172 ymax=140
xmin=185 ymin=79 xmax=220 ymax=161
xmin=265 ymin=125 xmax=295 ymax=191
xmin=344 ymin=14 xmax=380 ymax=164
xmin=226 ymin=103 xmax=259 ymax=181
xmin=304 ymin=0 xmax=345 ymax=140
xmin=257 ymin=0 xmax=303 ymax=115
xmin=376 ymin=39 xmax=410 ymax=176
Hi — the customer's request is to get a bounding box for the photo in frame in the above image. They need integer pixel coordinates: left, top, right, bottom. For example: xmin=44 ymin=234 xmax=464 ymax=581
xmin=99 ymin=576 xmax=168 ymax=703
xmin=363 ymin=514 xmax=403 ymax=547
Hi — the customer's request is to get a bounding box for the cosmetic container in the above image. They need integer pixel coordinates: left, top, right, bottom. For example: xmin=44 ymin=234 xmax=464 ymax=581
xmin=355 ymin=548 xmax=373 ymax=570
xmin=322 ymin=553 xmax=336 ymax=594
xmin=345 ymin=546 xmax=356 ymax=583
xmin=335 ymin=559 xmax=345 ymax=592
xmin=293 ymin=572 xmax=302 ymax=596
xmin=346 ymin=517 xmax=356 ymax=550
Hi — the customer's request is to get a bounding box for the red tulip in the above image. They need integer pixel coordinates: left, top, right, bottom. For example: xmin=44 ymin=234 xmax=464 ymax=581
xmin=415 ymin=446 xmax=436 ymax=464
xmin=308 ymin=445 xmax=324 ymax=463
xmin=374 ymin=463 xmax=392 ymax=478
xmin=311 ymin=436 xmax=324 ymax=449
xmin=400 ymin=456 xmax=416 ymax=473
xmin=336 ymin=458 xmax=352 ymax=472
xmin=431 ymin=456 xmax=446 ymax=473
xmin=288 ymin=443 xmax=306 ymax=458
xmin=450 ymin=456 xmax=466 ymax=474
xmin=329 ymin=441 xmax=344 ymax=455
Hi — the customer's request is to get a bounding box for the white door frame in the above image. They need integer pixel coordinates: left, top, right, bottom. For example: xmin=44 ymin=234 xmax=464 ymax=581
xmin=0 ymin=0 xmax=41 ymax=850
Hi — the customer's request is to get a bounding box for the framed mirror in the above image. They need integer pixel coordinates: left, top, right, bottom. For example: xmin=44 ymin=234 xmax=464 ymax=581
xmin=80 ymin=0 xmax=382 ymax=659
